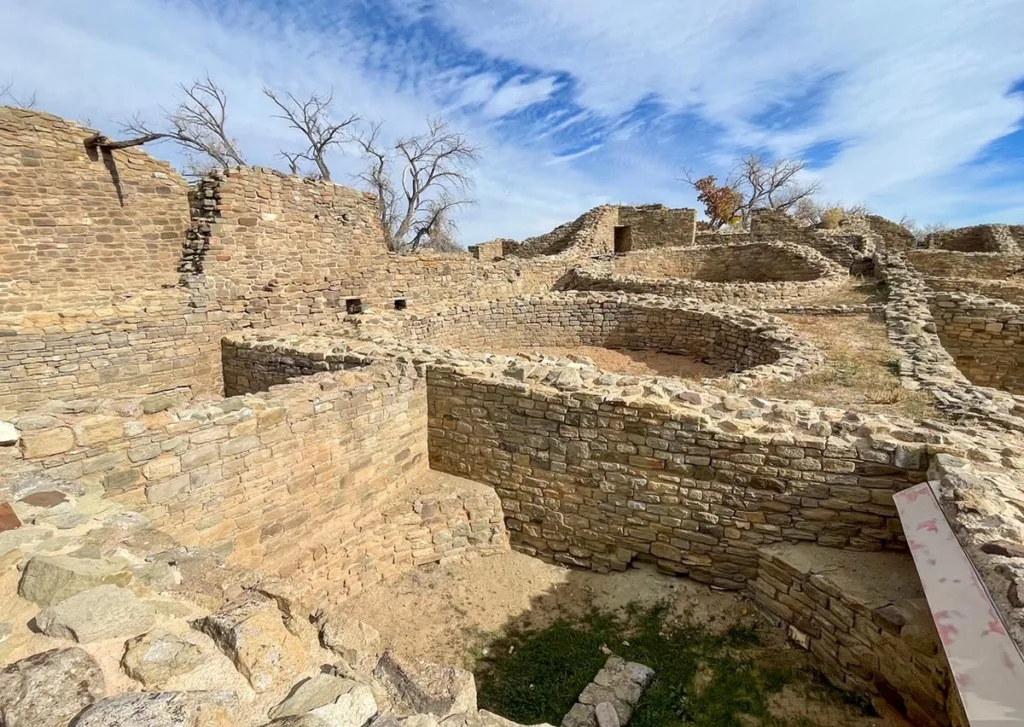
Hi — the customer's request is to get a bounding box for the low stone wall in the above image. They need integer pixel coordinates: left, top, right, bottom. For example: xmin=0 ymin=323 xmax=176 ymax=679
xmin=594 ymin=242 xmax=831 ymax=282
xmin=568 ymin=243 xmax=845 ymax=303
xmin=753 ymin=544 xmax=962 ymax=727
xmin=923 ymin=225 xmax=1022 ymax=253
xmin=923 ymin=277 xmax=1024 ymax=305
xmin=930 ymin=292 xmax=1024 ymax=395
xmin=3 ymin=365 xmax=452 ymax=601
xmin=907 ymin=250 xmax=1024 ymax=279
xmin=389 ymin=293 xmax=804 ymax=376
xmin=427 ymin=365 xmax=929 ymax=589
xmin=879 ymin=250 xmax=1024 ymax=432
xmin=0 ymin=292 xmax=232 ymax=412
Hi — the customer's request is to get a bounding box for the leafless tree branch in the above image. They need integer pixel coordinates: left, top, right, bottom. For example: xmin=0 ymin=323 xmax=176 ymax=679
xmin=89 ymin=76 xmax=245 ymax=176
xmin=263 ymin=87 xmax=360 ymax=182
xmin=355 ymin=117 xmax=479 ymax=252
xmin=728 ymin=153 xmax=822 ymax=222
xmin=1 ymin=80 xmax=37 ymax=109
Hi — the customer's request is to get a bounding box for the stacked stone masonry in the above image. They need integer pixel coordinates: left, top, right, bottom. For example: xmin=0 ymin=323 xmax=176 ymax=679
xmin=567 ymin=242 xmax=846 ymax=304
xmin=5 ymin=105 xmax=1024 ymax=727
xmin=754 ymin=544 xmax=965 ymax=727
xmin=0 ymin=107 xmax=190 ymax=310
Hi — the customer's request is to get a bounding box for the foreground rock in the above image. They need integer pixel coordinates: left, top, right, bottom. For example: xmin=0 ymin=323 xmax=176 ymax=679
xmin=18 ymin=554 xmax=132 ymax=605
xmin=373 ymin=650 xmax=477 ymax=719
xmin=270 ymin=674 xmax=372 ymax=719
xmin=560 ymin=656 xmax=654 ymax=727
xmin=37 ymin=584 xmax=155 ymax=643
xmin=70 ymin=690 xmax=237 ymax=727
xmin=317 ymin=613 xmax=382 ymax=670
xmin=0 ymin=647 xmax=105 ymax=727
xmin=191 ymin=592 xmax=308 ymax=692
xmin=122 ymin=629 xmax=208 ymax=687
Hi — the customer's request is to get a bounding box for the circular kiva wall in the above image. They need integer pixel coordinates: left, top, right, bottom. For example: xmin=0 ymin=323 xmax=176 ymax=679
xmin=398 ymin=292 xmax=816 ymax=378
xmin=569 ymin=242 xmax=845 ymax=303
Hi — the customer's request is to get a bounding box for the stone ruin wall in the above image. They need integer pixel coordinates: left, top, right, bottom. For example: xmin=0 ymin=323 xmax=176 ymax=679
xmin=755 ymin=545 xmax=963 ymax=727
xmin=923 ymin=224 xmax=1024 ymax=253
xmin=930 ymin=292 xmax=1024 ymax=395
xmin=426 ymin=367 xmax=923 ymax=589
xmin=506 ymin=204 xmax=695 ymax=259
xmin=906 ymin=249 xmax=1024 ymax=279
xmin=591 ymin=241 xmax=827 ymax=282
xmin=0 ymin=107 xmax=192 ymax=311
xmin=3 ymin=105 xmax=1020 ymax=727
xmin=615 ymin=204 xmax=696 ymax=250
xmin=5 ymin=362 xmax=506 ymax=602
xmin=0 ymin=293 xmax=229 ymax=413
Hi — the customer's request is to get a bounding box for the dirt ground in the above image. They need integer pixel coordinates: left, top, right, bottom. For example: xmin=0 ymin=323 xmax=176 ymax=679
xmin=754 ymin=314 xmax=941 ymax=420
xmin=807 ymin=276 xmax=890 ymax=306
xmin=344 ymin=551 xmax=910 ymax=727
xmin=496 ymin=346 xmax=729 ymax=379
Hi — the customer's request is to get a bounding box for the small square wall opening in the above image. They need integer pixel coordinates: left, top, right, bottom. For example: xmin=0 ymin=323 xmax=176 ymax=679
xmin=346 ymin=297 xmax=363 ymax=315
xmin=614 ymin=225 xmax=633 ymax=254
xmin=394 ymin=298 xmax=408 ymax=311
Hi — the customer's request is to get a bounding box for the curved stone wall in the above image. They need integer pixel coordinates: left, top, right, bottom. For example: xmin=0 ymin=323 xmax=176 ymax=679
xmin=567 ymin=242 xmax=846 ymax=303
xmin=392 ymin=292 xmax=810 ymax=378
xmin=930 ymin=292 xmax=1024 ymax=395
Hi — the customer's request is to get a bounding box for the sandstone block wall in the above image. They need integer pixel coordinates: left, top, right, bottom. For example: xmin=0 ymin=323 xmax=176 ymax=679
xmin=191 ymin=167 xmax=386 ymax=303
xmin=907 ymin=250 xmax=1024 ymax=280
xmin=427 ymin=367 xmax=922 ymax=589
xmin=754 ymin=544 xmax=962 ymax=727
xmin=0 ymin=293 xmax=231 ymax=412
xmin=617 ymin=205 xmax=696 ymax=249
xmin=389 ymin=294 xmax=786 ymax=372
xmin=0 ymin=106 xmax=191 ymax=310
xmin=930 ymin=292 xmax=1024 ymax=395
xmin=7 ymin=365 xmax=436 ymax=599
xmin=924 ymin=225 xmax=1022 ymax=253
xmin=567 ymin=242 xmax=846 ymax=304
xmin=590 ymin=242 xmax=830 ymax=282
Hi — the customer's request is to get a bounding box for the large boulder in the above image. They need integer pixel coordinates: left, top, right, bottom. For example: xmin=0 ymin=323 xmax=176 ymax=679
xmin=122 ymin=629 xmax=209 ymax=687
xmin=37 ymin=584 xmax=155 ymax=643
xmin=270 ymin=674 xmax=368 ymax=719
xmin=0 ymin=647 xmax=105 ymax=727
xmin=18 ymin=554 xmax=132 ymax=605
xmin=191 ymin=592 xmax=308 ymax=693
xmin=317 ymin=613 xmax=382 ymax=670
xmin=372 ymin=650 xmax=476 ymax=719
xmin=70 ymin=691 xmax=237 ymax=727
xmin=262 ymin=686 xmax=377 ymax=727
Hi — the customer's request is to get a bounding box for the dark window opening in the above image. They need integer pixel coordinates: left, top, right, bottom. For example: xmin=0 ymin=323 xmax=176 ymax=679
xmin=346 ymin=297 xmax=363 ymax=315
xmin=394 ymin=298 xmax=408 ymax=311
xmin=614 ymin=226 xmax=632 ymax=254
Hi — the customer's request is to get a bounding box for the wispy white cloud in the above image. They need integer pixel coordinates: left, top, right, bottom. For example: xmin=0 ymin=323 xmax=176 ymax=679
xmin=481 ymin=75 xmax=561 ymax=117
xmin=2 ymin=0 xmax=1022 ymax=242
xmin=424 ymin=0 xmax=1024 ymax=220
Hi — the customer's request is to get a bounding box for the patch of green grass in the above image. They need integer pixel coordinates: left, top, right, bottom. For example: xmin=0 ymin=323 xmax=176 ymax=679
xmin=473 ymin=603 xmax=854 ymax=727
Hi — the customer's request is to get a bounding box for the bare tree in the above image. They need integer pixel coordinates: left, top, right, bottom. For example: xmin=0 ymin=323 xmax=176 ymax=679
xmin=263 ymin=88 xmax=359 ymax=182
xmin=355 ymin=118 xmax=479 ymax=253
xmin=682 ymin=153 xmax=821 ymax=227
xmin=1 ymin=80 xmax=37 ymax=109
xmin=731 ymin=153 xmax=822 ymax=221
xmin=86 ymin=76 xmax=245 ymax=176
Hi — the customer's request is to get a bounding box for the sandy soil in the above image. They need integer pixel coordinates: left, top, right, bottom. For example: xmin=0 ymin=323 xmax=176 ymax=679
xmin=344 ymin=551 xmax=909 ymax=727
xmin=754 ymin=314 xmax=941 ymax=420
xmin=496 ymin=346 xmax=729 ymax=379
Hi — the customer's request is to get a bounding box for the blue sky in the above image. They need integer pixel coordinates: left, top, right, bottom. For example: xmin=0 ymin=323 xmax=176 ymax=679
xmin=3 ymin=0 xmax=1023 ymax=243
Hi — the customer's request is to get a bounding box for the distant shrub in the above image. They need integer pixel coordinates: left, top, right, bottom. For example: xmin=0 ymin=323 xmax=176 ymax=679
xmin=819 ymin=207 xmax=844 ymax=229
